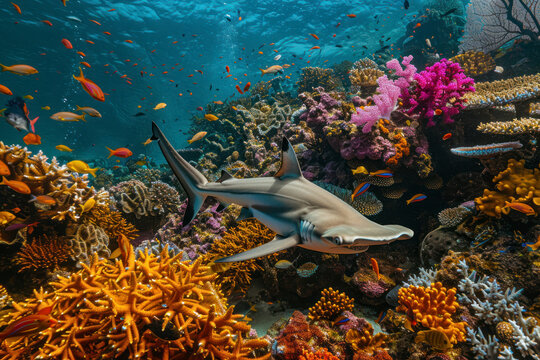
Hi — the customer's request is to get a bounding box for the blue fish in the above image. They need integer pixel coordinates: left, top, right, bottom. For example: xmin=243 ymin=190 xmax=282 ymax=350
xmin=351 ymin=182 xmax=370 ymax=201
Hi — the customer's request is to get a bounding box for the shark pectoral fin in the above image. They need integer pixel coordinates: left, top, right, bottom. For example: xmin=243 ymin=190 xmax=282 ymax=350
xmin=215 ymin=234 xmax=299 ymax=262
xmin=236 ymin=207 xmax=255 ymax=221
xmin=274 ymin=137 xmax=303 ymax=179
xmin=217 ymin=170 xmax=233 ymax=182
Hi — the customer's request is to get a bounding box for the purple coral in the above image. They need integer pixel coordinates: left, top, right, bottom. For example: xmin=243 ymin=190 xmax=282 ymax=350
xmin=351 ymin=75 xmax=400 ymax=133
xmin=402 ymin=58 xmax=475 ymax=126
xmin=298 ymin=87 xmax=344 ymax=130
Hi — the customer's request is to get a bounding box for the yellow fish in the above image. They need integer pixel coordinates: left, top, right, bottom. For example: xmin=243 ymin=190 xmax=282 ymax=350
xmin=135 ymin=160 xmax=147 ymax=166
xmin=67 ymin=160 xmax=99 ymax=177
xmin=23 ymin=95 xmax=34 ymax=100
xmin=415 ymin=330 xmax=452 ymax=351
xmin=352 ymin=166 xmax=368 ymax=175
xmin=204 ymin=114 xmax=219 ymax=121
xmin=188 ymin=131 xmax=207 ymax=144
xmin=142 ymin=138 xmax=153 ymax=146
xmin=153 ymin=102 xmax=167 ymax=110
xmin=75 ymin=105 xmax=101 ymax=118
xmin=0 ymin=211 xmax=16 ymax=226
xmin=80 ymin=198 xmax=96 ymax=213
xmin=0 ymin=108 xmax=5 ymax=116
xmin=56 ymin=145 xmax=73 ymax=152
xmin=50 ymin=112 xmax=86 ymax=122
xmin=41 ymin=106 xmax=51 ymax=110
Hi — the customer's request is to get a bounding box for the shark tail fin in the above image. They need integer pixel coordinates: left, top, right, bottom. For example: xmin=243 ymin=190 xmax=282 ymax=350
xmin=152 ymin=122 xmax=208 ymax=226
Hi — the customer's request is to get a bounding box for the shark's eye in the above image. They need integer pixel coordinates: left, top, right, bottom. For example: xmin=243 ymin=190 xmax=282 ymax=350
xmin=333 ymin=236 xmax=343 ymax=245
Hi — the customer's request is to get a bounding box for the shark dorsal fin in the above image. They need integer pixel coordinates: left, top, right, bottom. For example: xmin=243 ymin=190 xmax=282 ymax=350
xmin=274 ymin=137 xmax=302 ymax=179
xmin=217 ymin=170 xmax=233 ymax=183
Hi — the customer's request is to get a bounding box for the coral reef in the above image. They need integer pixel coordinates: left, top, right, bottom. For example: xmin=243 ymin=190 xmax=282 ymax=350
xmin=299 ymin=348 xmax=340 ymax=360
xmin=202 ymin=219 xmax=278 ymax=295
xmin=397 ymin=282 xmax=468 ymax=344
xmin=0 ymin=285 xmax=12 ymax=309
xmin=0 ymin=246 xmax=271 ymax=359
xmin=297 ymin=67 xmax=341 ymax=94
xmin=345 ymin=323 xmax=387 ymax=354
xmin=87 ymin=206 xmax=138 ymax=241
xmin=477 ymin=117 xmax=540 ymax=135
xmin=449 ymin=51 xmax=495 ymax=77
xmin=438 ymin=206 xmax=472 ymax=228
xmin=67 ymin=223 xmax=110 ymax=265
xmin=14 ymin=235 xmax=71 ymax=272
xmin=475 ymin=159 xmax=539 ymax=217
xmin=308 ymin=288 xmax=354 ymax=321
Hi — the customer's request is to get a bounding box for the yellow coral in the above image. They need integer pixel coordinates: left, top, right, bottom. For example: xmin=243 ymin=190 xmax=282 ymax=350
xmin=87 ymin=205 xmax=138 ymax=241
xmin=475 ymin=159 xmax=540 ymax=217
xmin=14 ymin=235 xmax=72 ymax=272
xmin=0 ymin=245 xmax=270 ymax=360
xmin=386 ymin=132 xmax=410 ymax=166
xmin=345 ymin=323 xmax=387 ymax=354
xmin=350 ymin=68 xmax=384 ymax=89
xmin=449 ymin=51 xmax=495 ymax=77
xmin=308 ymin=287 xmax=354 ymax=321
xmin=477 ymin=118 xmax=540 ymax=135
xmin=202 ymin=219 xmax=279 ymax=295
xmin=397 ymin=282 xmax=467 ymax=344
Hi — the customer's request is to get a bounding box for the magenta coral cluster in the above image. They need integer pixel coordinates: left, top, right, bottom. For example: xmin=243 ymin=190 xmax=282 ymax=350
xmin=401 ymin=58 xmax=475 ymax=126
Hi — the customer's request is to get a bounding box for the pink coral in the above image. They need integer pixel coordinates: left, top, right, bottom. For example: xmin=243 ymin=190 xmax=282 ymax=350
xmin=386 ymin=55 xmax=417 ymax=93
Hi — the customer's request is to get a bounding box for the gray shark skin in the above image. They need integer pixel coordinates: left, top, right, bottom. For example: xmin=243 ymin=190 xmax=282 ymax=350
xmin=151 ymin=122 xmax=413 ymax=262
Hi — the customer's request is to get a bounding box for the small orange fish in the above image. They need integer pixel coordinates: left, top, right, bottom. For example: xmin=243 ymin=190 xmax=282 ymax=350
xmin=414 ymin=22 xmax=421 ymax=29
xmin=370 ymin=258 xmax=380 ymax=280
xmin=11 ymin=2 xmax=21 ymax=14
xmin=196 ymin=69 xmax=203 ymax=75
xmin=29 ymin=195 xmax=56 ymax=205
xmin=309 ymin=33 xmax=319 ymax=40
xmin=86 ymin=40 xmax=95 ymax=44
xmin=112 ymin=165 xmax=120 ymax=170
xmin=442 ymin=133 xmax=452 ymax=141
xmin=0 ymin=84 xmax=12 ymax=96
xmin=106 ymin=147 xmax=132 ymax=158
xmin=1 ymin=177 xmax=31 ymax=194
xmin=103 ymin=31 xmax=111 ymax=36
xmin=226 ymin=74 xmax=232 ymax=78
xmin=11 ymin=207 xmax=21 ymax=214
xmin=80 ymin=61 xmax=91 ymax=68
xmin=235 ymin=85 xmax=244 ymax=94
xmin=0 ymin=160 xmax=10 ymax=176
xmin=258 ymin=51 xmax=263 ymax=54
xmin=41 ymin=20 xmax=53 ymax=26
xmin=125 ymin=40 xmax=133 ymax=43
xmin=90 ymin=19 xmax=101 ymax=25
xmin=505 ymin=202 xmax=535 ymax=216
xmin=213 ymin=101 xmax=224 ymax=105
xmin=226 ymin=65 xmax=230 ymax=73
xmin=73 ymin=67 xmax=105 ymax=102
xmin=346 ymin=14 xmax=356 ymax=18
xmin=23 ymin=133 xmax=41 ymax=145
xmin=61 ymin=39 xmax=73 ymax=49
xmin=243 ymin=82 xmax=251 ymax=92
xmin=310 ymin=46 xmax=320 ymax=50
xmin=77 ymin=51 xmax=86 ymax=57
xmin=434 ymin=108 xmax=442 ymax=116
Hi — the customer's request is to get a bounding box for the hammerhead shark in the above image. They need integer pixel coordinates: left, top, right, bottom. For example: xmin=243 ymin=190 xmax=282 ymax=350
xmin=151 ymin=122 xmax=413 ymax=262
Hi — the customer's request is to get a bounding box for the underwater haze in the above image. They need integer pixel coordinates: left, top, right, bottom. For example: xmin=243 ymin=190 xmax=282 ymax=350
xmin=0 ymin=0 xmax=539 ymax=359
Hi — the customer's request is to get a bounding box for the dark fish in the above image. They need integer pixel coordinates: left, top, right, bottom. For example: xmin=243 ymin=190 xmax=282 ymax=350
xmin=133 ymin=112 xmax=146 ymax=117
xmin=175 ymin=84 xmax=178 ymax=87
xmin=362 ymin=45 xmax=368 ymax=49
xmin=346 ymin=35 xmax=351 ymax=39
xmin=4 ymin=97 xmax=37 ymax=132
xmin=292 ymin=54 xmax=297 ymax=57
xmin=209 ymin=84 xmax=212 ymax=90
xmin=441 ymin=8 xmax=458 ymax=17
xmin=404 ymin=0 xmax=409 ymax=10
xmin=143 ymin=318 xmax=181 ymax=341
xmin=225 ymin=14 xmax=232 ymax=22
xmin=386 ymin=284 xmax=402 ymax=307
xmin=258 ymin=44 xmax=265 ymax=49
xmin=335 ymin=44 xmax=343 ymax=48
xmin=386 ymin=36 xmax=391 ymax=41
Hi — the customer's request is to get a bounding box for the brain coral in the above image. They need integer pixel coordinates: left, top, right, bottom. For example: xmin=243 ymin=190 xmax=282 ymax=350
xmin=475 ymin=159 xmax=539 ymax=217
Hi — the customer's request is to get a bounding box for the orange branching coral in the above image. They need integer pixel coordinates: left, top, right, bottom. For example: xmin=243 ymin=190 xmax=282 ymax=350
xmin=0 ymin=245 xmax=270 ymax=360
xmin=299 ymin=348 xmax=340 ymax=360
xmin=345 ymin=324 xmax=387 ymax=354
xmin=202 ymin=219 xmax=279 ymax=295
xmin=87 ymin=205 xmax=138 ymax=241
xmin=14 ymin=235 xmax=71 ymax=272
xmin=308 ymin=288 xmax=354 ymax=321
xmin=0 ymin=142 xmax=108 ymax=222
xmin=386 ymin=132 xmax=410 ymax=166
xmin=397 ymin=282 xmax=467 ymax=344
xmin=475 ymin=159 xmax=540 ymax=217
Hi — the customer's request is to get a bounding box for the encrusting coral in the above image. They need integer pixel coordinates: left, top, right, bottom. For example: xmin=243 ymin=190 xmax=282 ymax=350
xmin=202 ymin=219 xmax=278 ymax=295
xmin=397 ymin=282 xmax=467 ymax=344
xmin=308 ymin=287 xmax=354 ymax=321
xmin=14 ymin=235 xmax=72 ymax=272
xmin=0 ymin=244 xmax=271 ymax=360
xmin=475 ymin=159 xmax=539 ymax=218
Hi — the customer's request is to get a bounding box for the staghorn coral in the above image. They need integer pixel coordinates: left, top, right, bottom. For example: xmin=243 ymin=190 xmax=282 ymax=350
xmin=68 ymin=223 xmax=110 ymax=265
xmin=0 ymin=246 xmax=270 ymax=360
xmin=87 ymin=206 xmax=138 ymax=242
xmin=449 ymin=51 xmax=495 ymax=77
xmin=299 ymin=348 xmax=340 ymax=360
xmin=202 ymin=219 xmax=278 ymax=295
xmin=308 ymin=288 xmax=354 ymax=321
xmin=0 ymin=142 xmax=108 ymax=222
xmin=477 ymin=117 xmax=540 ymax=135
xmin=475 ymin=159 xmax=539 ymax=217
xmin=397 ymin=282 xmax=468 ymax=344
xmin=464 ymin=73 xmax=540 ymax=110
xmin=297 ymin=67 xmax=341 ymax=94
xmin=14 ymin=235 xmax=71 ymax=272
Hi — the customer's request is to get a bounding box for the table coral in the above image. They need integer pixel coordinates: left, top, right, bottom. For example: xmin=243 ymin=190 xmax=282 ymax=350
xmin=397 ymin=282 xmax=467 ymax=344
xmin=475 ymin=159 xmax=539 ymax=218
xmin=477 ymin=117 xmax=540 ymax=135
xmin=0 ymin=245 xmax=270 ymax=360
xmin=308 ymin=288 xmax=354 ymax=321
xmin=202 ymin=219 xmax=278 ymax=295
xmin=449 ymin=51 xmax=495 ymax=77
xmin=14 ymin=235 xmax=71 ymax=272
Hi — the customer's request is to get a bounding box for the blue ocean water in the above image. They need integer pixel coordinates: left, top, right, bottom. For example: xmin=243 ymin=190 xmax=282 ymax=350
xmin=0 ymin=0 xmax=443 ymax=159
